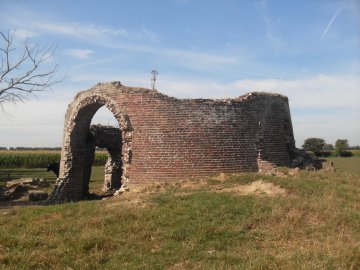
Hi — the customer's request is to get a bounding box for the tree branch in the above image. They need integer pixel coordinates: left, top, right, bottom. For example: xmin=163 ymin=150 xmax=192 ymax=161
xmin=0 ymin=30 xmax=63 ymax=107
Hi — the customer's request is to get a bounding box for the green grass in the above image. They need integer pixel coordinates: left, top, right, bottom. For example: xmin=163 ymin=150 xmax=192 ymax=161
xmin=0 ymin=158 xmax=359 ymax=269
xmin=327 ymin=156 xmax=360 ymax=173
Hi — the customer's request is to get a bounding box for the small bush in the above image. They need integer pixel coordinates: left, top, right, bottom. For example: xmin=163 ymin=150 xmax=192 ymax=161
xmin=338 ymin=151 xmax=353 ymax=157
xmin=302 ymin=138 xmax=325 ymax=156
xmin=318 ymin=151 xmax=332 ymax=157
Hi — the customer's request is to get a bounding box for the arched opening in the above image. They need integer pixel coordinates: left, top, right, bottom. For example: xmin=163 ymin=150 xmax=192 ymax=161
xmin=52 ymin=94 xmax=132 ymax=202
xmin=83 ymin=106 xmax=123 ymax=197
xmin=83 ymin=124 xmax=122 ymax=198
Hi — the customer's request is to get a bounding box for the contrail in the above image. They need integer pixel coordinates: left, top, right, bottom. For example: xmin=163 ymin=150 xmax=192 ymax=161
xmin=321 ymin=1 xmax=345 ymax=39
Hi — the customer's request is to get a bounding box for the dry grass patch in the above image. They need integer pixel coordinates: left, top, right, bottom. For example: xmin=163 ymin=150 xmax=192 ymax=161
xmin=98 ymin=178 xmax=285 ymax=214
xmin=213 ymin=180 xmax=287 ymax=196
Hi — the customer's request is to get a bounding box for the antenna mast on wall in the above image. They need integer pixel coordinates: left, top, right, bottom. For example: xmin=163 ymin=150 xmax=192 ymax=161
xmin=151 ymin=70 xmax=158 ymax=90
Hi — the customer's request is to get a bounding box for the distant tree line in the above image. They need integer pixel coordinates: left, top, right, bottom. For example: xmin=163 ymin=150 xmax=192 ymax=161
xmin=302 ymin=138 xmax=356 ymax=157
xmin=0 ymin=147 xmax=61 ymax=151
xmin=0 ymin=147 xmax=108 ymax=151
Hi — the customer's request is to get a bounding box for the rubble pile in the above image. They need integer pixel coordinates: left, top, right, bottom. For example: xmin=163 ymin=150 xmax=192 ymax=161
xmin=0 ymin=178 xmax=49 ymax=202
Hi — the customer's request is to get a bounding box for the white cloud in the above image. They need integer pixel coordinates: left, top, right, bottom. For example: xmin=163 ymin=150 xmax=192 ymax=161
xmin=254 ymin=0 xmax=286 ymax=50
xmin=96 ymin=41 xmax=239 ymax=71
xmin=64 ymin=49 xmax=94 ymax=59
xmin=230 ymin=74 xmax=360 ymax=109
xmin=346 ymin=0 xmax=360 ymax=18
xmin=266 ymin=31 xmax=286 ymax=50
xmin=13 ymin=29 xmax=39 ymax=39
xmin=2 ymin=12 xmax=241 ymax=73
xmin=34 ymin=22 xmax=127 ymax=39
xmin=1 ymin=10 xmax=128 ymax=42
xmin=164 ymin=48 xmax=238 ymax=70
xmin=66 ymin=43 xmax=240 ymax=74
xmin=255 ymin=0 xmax=271 ymax=24
xmin=141 ymin=25 xmax=160 ymax=43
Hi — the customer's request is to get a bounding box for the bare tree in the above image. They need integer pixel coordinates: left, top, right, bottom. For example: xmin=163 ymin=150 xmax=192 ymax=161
xmin=151 ymin=70 xmax=158 ymax=90
xmin=0 ymin=30 xmax=62 ymax=109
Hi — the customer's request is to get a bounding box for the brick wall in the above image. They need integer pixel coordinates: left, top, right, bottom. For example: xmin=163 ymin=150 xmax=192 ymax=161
xmin=51 ymin=82 xmax=295 ymax=201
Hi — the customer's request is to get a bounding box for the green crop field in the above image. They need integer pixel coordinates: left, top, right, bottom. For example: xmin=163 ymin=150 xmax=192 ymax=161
xmin=0 ymin=150 xmax=108 ymax=168
xmin=0 ymin=157 xmax=359 ymax=269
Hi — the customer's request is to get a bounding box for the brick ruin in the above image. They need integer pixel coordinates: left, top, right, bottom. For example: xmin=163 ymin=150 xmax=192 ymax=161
xmin=51 ymin=82 xmax=296 ymax=201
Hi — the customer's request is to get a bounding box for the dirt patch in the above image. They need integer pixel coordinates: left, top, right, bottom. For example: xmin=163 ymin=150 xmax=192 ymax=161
xmin=214 ymin=180 xmax=287 ymax=196
xmin=215 ymin=173 xmax=229 ymax=181
xmin=104 ymin=194 xmax=151 ymax=209
xmin=104 ymin=184 xmax=159 ymax=209
xmin=177 ymin=179 xmax=208 ymax=189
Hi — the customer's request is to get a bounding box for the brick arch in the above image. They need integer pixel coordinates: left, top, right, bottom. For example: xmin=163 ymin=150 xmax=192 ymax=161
xmin=257 ymin=101 xmax=295 ymax=167
xmin=51 ymin=93 xmax=132 ymax=201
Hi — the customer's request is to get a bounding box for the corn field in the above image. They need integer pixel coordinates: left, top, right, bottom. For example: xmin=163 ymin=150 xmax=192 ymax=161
xmin=0 ymin=151 xmax=108 ymax=168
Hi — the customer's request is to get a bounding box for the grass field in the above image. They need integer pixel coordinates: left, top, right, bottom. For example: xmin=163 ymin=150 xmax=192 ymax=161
xmin=0 ymin=157 xmax=359 ymax=269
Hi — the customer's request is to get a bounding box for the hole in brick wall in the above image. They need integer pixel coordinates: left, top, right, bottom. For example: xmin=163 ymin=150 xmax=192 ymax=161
xmin=84 ymin=107 xmax=123 ymax=199
xmin=91 ymin=106 xmax=120 ymax=128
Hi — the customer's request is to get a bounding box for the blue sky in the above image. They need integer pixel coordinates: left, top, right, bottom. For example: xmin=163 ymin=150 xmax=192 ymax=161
xmin=0 ymin=0 xmax=359 ymax=147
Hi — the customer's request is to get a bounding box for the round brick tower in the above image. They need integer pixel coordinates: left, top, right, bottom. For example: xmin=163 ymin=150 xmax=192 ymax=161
xmin=51 ymin=82 xmax=295 ymax=201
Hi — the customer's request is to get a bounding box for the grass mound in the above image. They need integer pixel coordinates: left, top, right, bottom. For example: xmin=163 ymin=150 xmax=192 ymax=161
xmin=0 ymin=157 xmax=359 ymax=269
